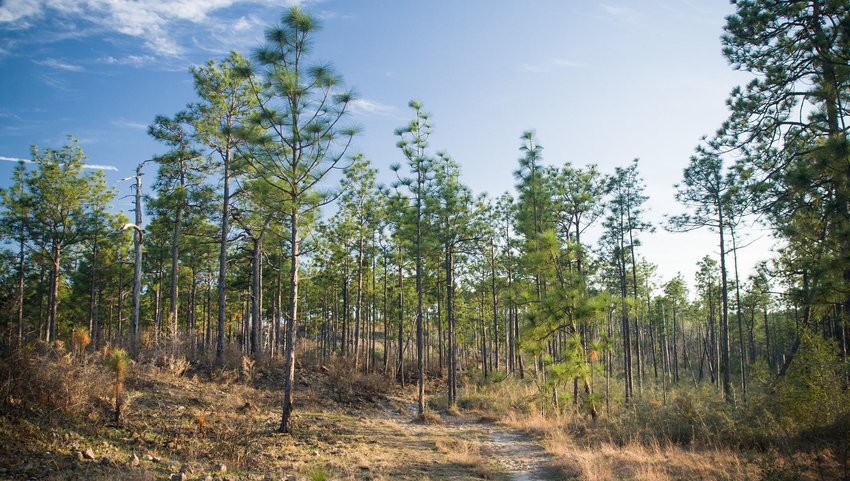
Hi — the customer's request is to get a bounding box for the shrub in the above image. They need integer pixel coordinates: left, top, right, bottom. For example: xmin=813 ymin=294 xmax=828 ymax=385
xmin=71 ymin=328 xmax=91 ymax=357
xmin=324 ymin=355 xmax=391 ymax=403
xmin=0 ymin=343 xmax=110 ymax=420
xmin=776 ymin=331 xmax=849 ymax=440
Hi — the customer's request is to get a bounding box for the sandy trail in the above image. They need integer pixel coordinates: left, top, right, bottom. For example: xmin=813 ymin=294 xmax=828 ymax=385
xmin=381 ymin=401 xmax=561 ymax=481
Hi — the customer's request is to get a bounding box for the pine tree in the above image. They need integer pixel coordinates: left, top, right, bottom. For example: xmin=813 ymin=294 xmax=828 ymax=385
xmin=393 ymin=99 xmax=435 ymax=418
xmin=429 ymin=151 xmax=478 ymax=406
xmin=720 ymin=0 xmax=850 ymax=370
xmin=22 ymin=139 xmax=113 ymax=342
xmin=0 ymin=162 xmax=30 ymax=347
xmin=190 ymin=50 xmax=259 ymax=365
xmin=602 ymin=159 xmax=652 ymax=401
xmin=248 ymin=6 xmax=357 ymax=433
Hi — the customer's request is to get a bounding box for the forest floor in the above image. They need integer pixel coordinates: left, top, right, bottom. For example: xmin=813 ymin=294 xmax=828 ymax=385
xmin=0 ymin=353 xmax=563 ymax=481
xmin=1 ymin=350 xmax=838 ymax=481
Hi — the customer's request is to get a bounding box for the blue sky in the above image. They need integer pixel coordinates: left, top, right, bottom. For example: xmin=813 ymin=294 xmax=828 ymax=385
xmin=0 ymin=0 xmax=773 ymax=291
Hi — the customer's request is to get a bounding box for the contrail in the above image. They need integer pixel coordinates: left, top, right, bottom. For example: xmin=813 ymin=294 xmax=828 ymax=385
xmin=0 ymin=155 xmax=119 ymax=172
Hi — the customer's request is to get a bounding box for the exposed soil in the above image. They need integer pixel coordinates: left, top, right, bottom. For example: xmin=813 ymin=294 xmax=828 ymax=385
xmin=382 ymin=400 xmax=562 ymax=481
xmin=0 ymin=355 xmax=565 ymax=481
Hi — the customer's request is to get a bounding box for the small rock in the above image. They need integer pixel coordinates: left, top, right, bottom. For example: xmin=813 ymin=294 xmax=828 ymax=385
xmin=83 ymin=448 xmax=95 ymax=460
xmin=73 ymin=451 xmax=84 ymax=462
xmin=169 ymin=472 xmax=187 ymax=481
xmin=213 ymin=463 xmax=227 ymax=474
xmin=312 ymin=450 xmax=319 ymax=456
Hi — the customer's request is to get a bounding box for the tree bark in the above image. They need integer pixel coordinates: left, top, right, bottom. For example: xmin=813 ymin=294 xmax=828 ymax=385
xmin=280 ymin=207 xmax=299 ymax=433
xmin=216 ymin=146 xmax=232 ymax=366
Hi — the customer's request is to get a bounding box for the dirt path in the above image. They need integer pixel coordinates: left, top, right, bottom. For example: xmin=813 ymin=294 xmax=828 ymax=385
xmin=380 ymin=401 xmax=561 ymax=481
xmin=480 ymin=424 xmax=560 ymax=481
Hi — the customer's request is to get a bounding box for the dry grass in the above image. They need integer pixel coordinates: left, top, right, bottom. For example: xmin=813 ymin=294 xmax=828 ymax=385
xmin=462 ymin=378 xmax=845 ymax=481
xmin=0 ymin=342 xmax=112 ymax=421
xmin=0 ymin=347 xmax=503 ymax=480
xmin=541 ymin=427 xmax=754 ymax=481
xmin=435 ymin=439 xmax=497 ymax=479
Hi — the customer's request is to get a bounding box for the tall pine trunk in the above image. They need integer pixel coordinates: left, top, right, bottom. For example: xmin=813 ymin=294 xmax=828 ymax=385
xmin=280 ymin=207 xmax=299 ymax=433
xmin=216 ymin=146 xmax=232 ymax=366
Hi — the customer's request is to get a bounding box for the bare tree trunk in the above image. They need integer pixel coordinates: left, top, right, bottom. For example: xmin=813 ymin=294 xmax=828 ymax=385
xmin=216 ymin=147 xmax=232 ymax=366
xmin=490 ymin=243 xmax=499 ymax=372
xmin=280 ymin=208 xmax=299 ymax=433
xmin=397 ymin=246 xmax=404 ymax=385
xmin=117 ymin=247 xmax=125 ymax=344
xmin=251 ymin=237 xmax=264 ymax=359
xmin=446 ymin=248 xmax=456 ymax=406
xmin=131 ymin=164 xmax=144 ymax=350
xmin=342 ymin=258 xmax=349 ymax=356
xmin=730 ymin=228 xmax=747 ymax=399
xmin=383 ymin=252 xmax=389 ymax=373
xmin=354 ymin=235 xmax=364 ymax=367
xmin=718 ymin=212 xmax=732 ymax=402
xmin=169 ymin=174 xmax=184 ymax=343
xmin=17 ymin=231 xmax=25 ymax=347
xmin=416 ymin=195 xmax=425 ymax=417
xmin=47 ymin=243 xmax=61 ymax=343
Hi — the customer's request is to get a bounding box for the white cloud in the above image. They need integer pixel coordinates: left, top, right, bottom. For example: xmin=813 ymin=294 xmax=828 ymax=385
xmin=35 ymin=57 xmax=84 ymax=71
xmin=0 ymin=155 xmax=32 ymax=163
xmin=552 ymin=58 xmax=582 ymax=68
xmin=0 ymin=0 xmax=306 ymax=57
xmin=99 ymin=54 xmax=157 ymax=67
xmin=349 ymin=98 xmax=398 ymax=117
xmin=82 ymin=163 xmax=119 ymax=171
xmin=601 ymin=3 xmax=640 ymax=24
xmin=110 ymin=118 xmax=148 ymax=130
xmin=0 ymin=155 xmax=118 ymax=171
xmin=232 ymin=16 xmax=252 ymax=31
xmin=39 ymin=74 xmax=70 ymax=90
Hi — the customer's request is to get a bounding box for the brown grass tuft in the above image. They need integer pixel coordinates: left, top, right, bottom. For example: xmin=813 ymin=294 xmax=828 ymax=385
xmin=435 ymin=439 xmax=497 ymax=479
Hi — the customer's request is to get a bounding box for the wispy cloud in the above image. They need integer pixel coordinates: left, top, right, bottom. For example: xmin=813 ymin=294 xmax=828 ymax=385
xmin=349 ymin=98 xmax=398 ymax=117
xmin=98 ymin=54 xmax=157 ymax=67
xmin=83 ymin=163 xmax=119 ymax=171
xmin=601 ymin=3 xmax=640 ymax=25
xmin=0 ymin=156 xmax=31 ymax=163
xmin=0 ymin=155 xmax=118 ymax=171
xmin=39 ymin=74 xmax=70 ymax=91
xmin=518 ymin=57 xmax=583 ymax=74
xmin=0 ymin=110 xmax=22 ymax=120
xmin=0 ymin=0 xmax=307 ymax=57
xmin=35 ymin=57 xmax=84 ymax=71
xmin=110 ymin=118 xmax=148 ymax=130
xmin=315 ymin=10 xmax=354 ymax=21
